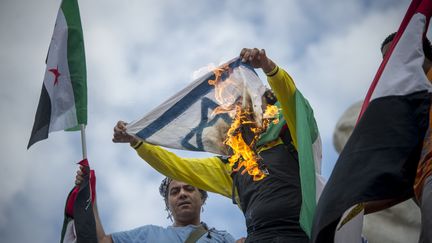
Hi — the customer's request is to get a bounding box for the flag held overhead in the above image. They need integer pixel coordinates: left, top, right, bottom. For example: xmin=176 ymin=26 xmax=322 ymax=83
xmin=126 ymin=59 xmax=267 ymax=156
xmin=28 ymin=0 xmax=87 ymax=149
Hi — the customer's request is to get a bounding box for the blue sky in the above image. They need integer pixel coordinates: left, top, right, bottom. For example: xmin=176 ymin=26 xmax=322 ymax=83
xmin=0 ymin=0 xmax=413 ymax=242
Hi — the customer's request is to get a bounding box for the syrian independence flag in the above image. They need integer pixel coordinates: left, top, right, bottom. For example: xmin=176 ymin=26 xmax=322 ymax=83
xmin=312 ymin=0 xmax=432 ymax=242
xmin=126 ymin=59 xmax=266 ymax=156
xmin=28 ymin=0 xmax=87 ymax=149
xmin=61 ymin=159 xmax=97 ymax=243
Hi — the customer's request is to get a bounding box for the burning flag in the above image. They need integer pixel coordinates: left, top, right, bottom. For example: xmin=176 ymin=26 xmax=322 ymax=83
xmin=206 ymin=63 xmax=279 ymax=181
xmin=127 ymin=58 xmax=325 ymax=236
xmin=127 ymin=59 xmax=289 ymax=181
xmin=126 ymin=58 xmax=267 ymax=157
xmin=28 ymin=0 xmax=87 ymax=149
xmin=312 ymin=0 xmax=432 ymax=242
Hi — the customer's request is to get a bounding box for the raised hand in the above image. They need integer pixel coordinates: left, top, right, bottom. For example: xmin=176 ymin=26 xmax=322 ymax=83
xmin=112 ymin=120 xmax=139 ymax=145
xmin=239 ymin=48 xmax=276 ymax=74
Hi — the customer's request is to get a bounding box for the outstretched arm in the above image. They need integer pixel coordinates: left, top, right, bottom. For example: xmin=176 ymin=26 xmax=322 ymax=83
xmin=239 ymin=48 xmax=298 ymax=147
xmin=75 ymin=167 xmax=113 ymax=243
xmin=112 ymin=120 xmax=234 ymax=198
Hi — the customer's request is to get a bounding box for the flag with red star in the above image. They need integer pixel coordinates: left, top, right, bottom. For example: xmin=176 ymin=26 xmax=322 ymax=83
xmin=28 ymin=0 xmax=87 ymax=149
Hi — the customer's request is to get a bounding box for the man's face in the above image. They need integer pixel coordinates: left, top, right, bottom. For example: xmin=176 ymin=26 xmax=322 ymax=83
xmin=167 ymin=180 xmax=203 ymax=225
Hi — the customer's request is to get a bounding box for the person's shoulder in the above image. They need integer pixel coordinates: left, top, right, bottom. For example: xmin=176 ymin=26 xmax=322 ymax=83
xmin=131 ymin=224 xmax=174 ymax=238
xmin=127 ymin=224 xmax=167 ymax=233
xmin=111 ymin=224 xmax=162 ymax=242
xmin=207 ymin=227 xmax=236 ymax=242
xmin=146 ymin=224 xmax=166 ymax=228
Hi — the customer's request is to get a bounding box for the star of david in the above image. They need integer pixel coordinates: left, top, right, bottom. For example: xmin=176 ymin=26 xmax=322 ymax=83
xmin=181 ymin=97 xmax=231 ymax=151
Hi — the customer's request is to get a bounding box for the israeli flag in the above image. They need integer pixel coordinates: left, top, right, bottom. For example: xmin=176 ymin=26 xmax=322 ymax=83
xmin=126 ymin=58 xmax=266 ymax=155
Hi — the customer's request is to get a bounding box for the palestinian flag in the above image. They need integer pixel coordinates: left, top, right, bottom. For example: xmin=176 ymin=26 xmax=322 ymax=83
xmin=61 ymin=159 xmax=97 ymax=243
xmin=267 ymin=68 xmax=325 ymax=237
xmin=312 ymin=0 xmax=432 ymax=242
xmin=294 ymin=92 xmax=324 ymax=238
xmin=28 ymin=0 xmax=87 ymax=149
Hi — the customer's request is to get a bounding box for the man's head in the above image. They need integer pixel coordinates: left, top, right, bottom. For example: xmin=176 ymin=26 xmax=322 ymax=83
xmin=263 ymin=88 xmax=277 ymax=106
xmin=381 ymin=32 xmax=432 ymax=61
xmin=159 ymin=177 xmax=208 ymax=226
xmin=260 ymin=88 xmax=277 ymax=113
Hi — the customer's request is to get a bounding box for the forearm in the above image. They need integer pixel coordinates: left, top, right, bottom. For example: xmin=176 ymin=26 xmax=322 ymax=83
xmin=134 ymin=142 xmax=233 ymax=198
xmin=261 ymin=58 xmax=276 ymax=74
xmin=93 ymin=202 xmax=113 ymax=243
xmin=266 ymin=66 xmax=298 ymax=146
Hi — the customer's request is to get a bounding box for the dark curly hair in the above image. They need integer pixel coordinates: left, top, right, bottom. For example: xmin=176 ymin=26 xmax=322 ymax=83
xmin=381 ymin=32 xmax=432 ymax=60
xmin=159 ymin=177 xmax=208 ymax=220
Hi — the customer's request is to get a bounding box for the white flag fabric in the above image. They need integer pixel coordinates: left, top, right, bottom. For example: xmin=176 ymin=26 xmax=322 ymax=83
xmin=127 ymin=58 xmax=267 ymax=155
xmin=28 ymin=0 xmax=87 ymax=149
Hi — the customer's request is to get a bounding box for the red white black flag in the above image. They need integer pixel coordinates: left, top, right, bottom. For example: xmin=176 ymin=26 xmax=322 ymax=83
xmin=60 ymin=159 xmax=97 ymax=243
xmin=312 ymin=0 xmax=432 ymax=242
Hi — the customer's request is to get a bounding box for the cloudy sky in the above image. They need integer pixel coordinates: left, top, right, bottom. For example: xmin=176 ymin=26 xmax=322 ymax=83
xmin=0 ymin=0 xmax=417 ymax=242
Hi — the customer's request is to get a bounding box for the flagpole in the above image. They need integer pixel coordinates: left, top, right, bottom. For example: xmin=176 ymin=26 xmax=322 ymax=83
xmin=80 ymin=124 xmax=87 ymax=159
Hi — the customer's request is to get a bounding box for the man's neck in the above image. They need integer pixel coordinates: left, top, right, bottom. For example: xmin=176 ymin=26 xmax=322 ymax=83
xmin=173 ymin=218 xmax=201 ymax=227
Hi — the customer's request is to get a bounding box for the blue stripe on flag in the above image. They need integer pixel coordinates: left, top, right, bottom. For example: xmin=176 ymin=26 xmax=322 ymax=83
xmin=181 ymin=97 xmax=231 ymax=151
xmin=136 ymin=59 xmax=255 ymax=139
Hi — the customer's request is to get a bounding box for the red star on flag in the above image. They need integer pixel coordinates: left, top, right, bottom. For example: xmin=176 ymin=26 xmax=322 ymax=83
xmin=48 ymin=66 xmax=61 ymax=85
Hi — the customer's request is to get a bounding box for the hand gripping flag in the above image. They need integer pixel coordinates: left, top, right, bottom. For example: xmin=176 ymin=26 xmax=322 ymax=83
xmin=61 ymin=159 xmax=97 ymax=243
xmin=28 ymin=0 xmax=87 ymax=149
xmin=126 ymin=58 xmax=267 ymax=156
xmin=312 ymin=0 xmax=432 ymax=242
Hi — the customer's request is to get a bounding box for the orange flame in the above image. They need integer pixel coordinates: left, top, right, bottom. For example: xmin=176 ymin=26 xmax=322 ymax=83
xmin=208 ymin=65 xmax=280 ymax=181
xmin=208 ymin=65 xmax=242 ymax=118
xmin=224 ymin=105 xmax=267 ymax=181
xmin=263 ymin=105 xmax=280 ymax=125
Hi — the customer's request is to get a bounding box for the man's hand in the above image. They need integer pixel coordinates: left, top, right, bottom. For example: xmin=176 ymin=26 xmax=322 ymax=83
xmin=240 ymin=48 xmax=276 ymax=74
xmin=75 ymin=166 xmax=85 ymax=186
xmin=112 ymin=120 xmax=139 ymax=146
xmin=75 ymin=167 xmax=113 ymax=243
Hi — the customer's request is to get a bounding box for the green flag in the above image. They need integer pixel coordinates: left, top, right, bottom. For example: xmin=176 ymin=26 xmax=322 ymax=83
xmin=28 ymin=0 xmax=87 ymax=149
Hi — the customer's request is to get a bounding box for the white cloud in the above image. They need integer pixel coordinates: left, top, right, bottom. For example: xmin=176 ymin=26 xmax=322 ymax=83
xmin=290 ymin=4 xmax=407 ymax=176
